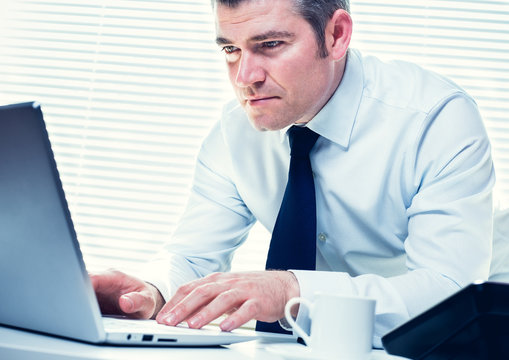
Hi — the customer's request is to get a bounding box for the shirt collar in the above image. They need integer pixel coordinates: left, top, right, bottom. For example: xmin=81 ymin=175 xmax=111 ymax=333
xmin=279 ymin=49 xmax=364 ymax=149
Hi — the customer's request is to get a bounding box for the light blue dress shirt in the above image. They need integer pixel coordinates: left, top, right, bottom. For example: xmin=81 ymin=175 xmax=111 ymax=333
xmin=145 ymin=49 xmax=495 ymax=346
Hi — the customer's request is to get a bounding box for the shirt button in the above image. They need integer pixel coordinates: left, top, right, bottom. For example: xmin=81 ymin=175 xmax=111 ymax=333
xmin=318 ymin=233 xmax=327 ymax=242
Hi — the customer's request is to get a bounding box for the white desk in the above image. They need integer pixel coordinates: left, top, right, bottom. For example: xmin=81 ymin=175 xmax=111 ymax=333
xmin=0 ymin=325 xmax=408 ymax=360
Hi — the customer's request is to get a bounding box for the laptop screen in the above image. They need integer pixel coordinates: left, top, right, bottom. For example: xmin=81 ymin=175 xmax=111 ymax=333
xmin=0 ymin=102 xmax=105 ymax=342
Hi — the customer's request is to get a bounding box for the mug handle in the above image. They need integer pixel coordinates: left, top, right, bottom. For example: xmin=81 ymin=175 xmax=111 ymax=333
xmin=284 ymin=297 xmax=313 ymax=345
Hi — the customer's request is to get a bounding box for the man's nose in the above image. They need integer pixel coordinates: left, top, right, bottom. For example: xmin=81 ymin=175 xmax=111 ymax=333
xmin=235 ymin=52 xmax=266 ymax=87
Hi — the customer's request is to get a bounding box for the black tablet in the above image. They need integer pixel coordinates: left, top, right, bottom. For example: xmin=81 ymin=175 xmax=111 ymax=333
xmin=381 ymin=281 xmax=509 ymax=360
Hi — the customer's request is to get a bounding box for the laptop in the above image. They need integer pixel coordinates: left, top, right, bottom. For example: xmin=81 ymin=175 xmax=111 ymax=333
xmin=0 ymin=102 xmax=289 ymax=346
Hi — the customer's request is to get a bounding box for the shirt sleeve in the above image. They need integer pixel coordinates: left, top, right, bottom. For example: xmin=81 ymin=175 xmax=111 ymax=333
xmin=141 ymin=119 xmax=257 ymax=301
xmin=489 ymin=209 xmax=509 ymax=281
xmin=292 ymin=94 xmax=495 ymax=348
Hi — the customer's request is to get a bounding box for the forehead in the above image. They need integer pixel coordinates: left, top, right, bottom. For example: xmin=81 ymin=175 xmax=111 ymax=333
xmin=214 ymin=0 xmax=303 ymax=40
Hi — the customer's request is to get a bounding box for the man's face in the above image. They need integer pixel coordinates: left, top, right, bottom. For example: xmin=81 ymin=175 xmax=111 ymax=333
xmin=215 ymin=0 xmax=339 ymax=131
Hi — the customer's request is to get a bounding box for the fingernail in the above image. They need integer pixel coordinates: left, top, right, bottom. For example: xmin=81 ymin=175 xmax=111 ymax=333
xmin=164 ymin=313 xmax=176 ymax=325
xmin=220 ymin=319 xmax=233 ymax=332
xmin=188 ymin=315 xmax=201 ymax=328
xmin=121 ymin=295 xmax=134 ymax=312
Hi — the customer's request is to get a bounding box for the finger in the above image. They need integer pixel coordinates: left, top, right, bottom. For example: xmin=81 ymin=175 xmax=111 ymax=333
xmin=89 ymin=272 xmax=112 ymax=293
xmin=220 ymin=298 xmax=260 ymax=332
xmin=155 ymin=282 xmax=196 ymax=323
xmin=156 ymin=274 xmax=222 ymax=322
xmin=158 ymin=282 xmax=220 ymax=326
xmin=186 ymin=288 xmax=244 ymax=329
xmin=159 ymin=283 xmax=196 ymax=316
xmin=90 ymin=271 xmax=126 ymax=314
xmin=165 ymin=272 xmax=226 ymax=310
xmin=158 ymin=282 xmax=229 ymax=327
xmin=119 ymin=291 xmax=154 ymax=319
xmin=90 ymin=269 xmax=154 ymax=317
xmin=89 ymin=269 xmax=124 ymax=294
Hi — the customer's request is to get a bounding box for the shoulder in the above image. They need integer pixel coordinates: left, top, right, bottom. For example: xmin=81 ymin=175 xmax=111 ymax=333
xmin=356 ymin=50 xmax=475 ymax=115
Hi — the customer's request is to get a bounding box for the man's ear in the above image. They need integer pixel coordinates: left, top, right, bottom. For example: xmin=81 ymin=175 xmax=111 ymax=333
xmin=326 ymin=9 xmax=352 ymax=60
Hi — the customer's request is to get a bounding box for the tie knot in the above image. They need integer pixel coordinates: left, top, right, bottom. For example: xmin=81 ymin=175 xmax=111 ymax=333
xmin=288 ymin=126 xmax=319 ymax=158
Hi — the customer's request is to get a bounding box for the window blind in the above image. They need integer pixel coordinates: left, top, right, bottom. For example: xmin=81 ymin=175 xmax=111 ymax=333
xmin=0 ymin=0 xmax=264 ymax=273
xmin=0 ymin=0 xmax=508 ymax=274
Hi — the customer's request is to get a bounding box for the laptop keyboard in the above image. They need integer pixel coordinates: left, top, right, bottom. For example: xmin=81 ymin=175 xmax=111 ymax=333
xmin=102 ymin=316 xmax=222 ymax=334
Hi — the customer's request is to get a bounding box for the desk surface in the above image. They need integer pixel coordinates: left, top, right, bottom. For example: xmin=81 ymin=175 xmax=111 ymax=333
xmin=0 ymin=325 xmax=408 ymax=360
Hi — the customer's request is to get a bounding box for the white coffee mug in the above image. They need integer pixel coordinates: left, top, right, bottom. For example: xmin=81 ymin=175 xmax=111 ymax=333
xmin=285 ymin=293 xmax=376 ymax=359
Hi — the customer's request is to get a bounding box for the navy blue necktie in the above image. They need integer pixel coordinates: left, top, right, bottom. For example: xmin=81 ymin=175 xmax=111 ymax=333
xmin=256 ymin=126 xmax=319 ymax=334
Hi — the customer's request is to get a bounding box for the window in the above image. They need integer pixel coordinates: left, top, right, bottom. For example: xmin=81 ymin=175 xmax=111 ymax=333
xmin=1 ymin=0 xmax=508 ymax=274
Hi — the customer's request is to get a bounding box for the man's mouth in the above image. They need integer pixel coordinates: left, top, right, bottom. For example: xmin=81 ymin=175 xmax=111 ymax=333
xmin=246 ymin=96 xmax=279 ymax=106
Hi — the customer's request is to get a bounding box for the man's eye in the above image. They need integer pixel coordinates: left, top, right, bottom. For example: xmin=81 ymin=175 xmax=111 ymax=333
xmin=222 ymin=46 xmax=238 ymax=54
xmin=262 ymin=41 xmax=282 ymax=49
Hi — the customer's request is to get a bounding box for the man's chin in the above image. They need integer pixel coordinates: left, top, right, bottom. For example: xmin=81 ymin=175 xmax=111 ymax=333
xmin=248 ymin=116 xmax=291 ymax=132
xmin=250 ymin=122 xmax=278 ymax=132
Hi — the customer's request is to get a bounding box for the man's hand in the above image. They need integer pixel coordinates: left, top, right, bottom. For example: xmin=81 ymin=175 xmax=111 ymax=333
xmin=90 ymin=269 xmax=165 ymax=319
xmin=155 ymin=271 xmax=299 ymax=332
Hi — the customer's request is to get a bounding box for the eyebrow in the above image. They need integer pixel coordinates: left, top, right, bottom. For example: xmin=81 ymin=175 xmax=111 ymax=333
xmin=215 ymin=30 xmax=296 ymax=46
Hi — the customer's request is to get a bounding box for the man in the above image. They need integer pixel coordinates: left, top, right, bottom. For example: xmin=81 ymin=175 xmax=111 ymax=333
xmin=91 ymin=0 xmax=495 ymax=347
